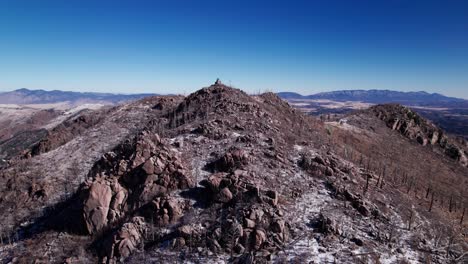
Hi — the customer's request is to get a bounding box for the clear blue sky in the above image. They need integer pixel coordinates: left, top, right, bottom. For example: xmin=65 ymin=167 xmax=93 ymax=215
xmin=0 ymin=0 xmax=467 ymax=98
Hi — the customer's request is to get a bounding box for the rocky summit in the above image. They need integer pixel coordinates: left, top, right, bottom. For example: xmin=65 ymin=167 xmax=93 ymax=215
xmin=0 ymin=82 xmax=467 ymax=263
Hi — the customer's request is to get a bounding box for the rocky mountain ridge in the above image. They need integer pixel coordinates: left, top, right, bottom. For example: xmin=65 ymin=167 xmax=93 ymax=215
xmin=0 ymin=82 xmax=466 ymax=263
xmin=368 ymin=104 xmax=467 ymax=167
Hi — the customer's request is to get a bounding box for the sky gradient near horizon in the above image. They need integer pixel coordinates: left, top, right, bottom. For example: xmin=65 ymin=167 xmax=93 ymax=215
xmin=0 ymin=0 xmax=467 ymax=98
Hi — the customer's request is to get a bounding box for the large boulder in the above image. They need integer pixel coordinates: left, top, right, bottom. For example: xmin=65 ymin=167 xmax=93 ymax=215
xmin=83 ymin=179 xmax=113 ymax=234
xmin=216 ymin=187 xmax=233 ymax=203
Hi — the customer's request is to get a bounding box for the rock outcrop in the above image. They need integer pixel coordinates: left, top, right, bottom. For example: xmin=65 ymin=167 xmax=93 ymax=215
xmin=80 ymin=130 xmax=193 ymax=235
xmin=370 ymin=104 xmax=467 ymax=166
xmin=30 ymin=111 xmax=106 ymax=156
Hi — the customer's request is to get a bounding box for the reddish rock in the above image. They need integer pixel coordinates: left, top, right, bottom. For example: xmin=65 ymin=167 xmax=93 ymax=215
xmin=217 ymin=187 xmax=233 ymax=203
xmin=254 ymin=229 xmax=266 ymax=250
xmin=83 ymin=180 xmax=112 ymax=234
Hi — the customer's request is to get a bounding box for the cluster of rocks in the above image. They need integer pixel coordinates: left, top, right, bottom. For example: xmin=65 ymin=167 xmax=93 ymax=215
xmin=191 ymin=120 xmax=229 ymax=140
xmin=299 ymin=151 xmax=354 ymax=178
xmin=27 ymin=182 xmax=48 ymax=201
xmin=206 ymin=147 xmax=251 ymax=173
xmin=299 ymin=150 xmax=380 ymax=218
xmin=201 ymin=170 xmax=278 ymax=207
xmin=74 ymin=130 xmax=193 ymax=261
xmin=341 ymin=188 xmax=378 ymax=217
xmin=101 ymin=217 xmax=147 ymax=263
xmin=206 ymin=206 xmax=288 ymax=256
xmin=141 ymin=196 xmax=184 ymax=226
xmin=74 ymin=123 xmax=292 ymax=262
xmin=194 ymin=170 xmax=288 ymax=256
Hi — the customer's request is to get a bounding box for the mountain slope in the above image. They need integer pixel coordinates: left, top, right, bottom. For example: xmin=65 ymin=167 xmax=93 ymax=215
xmin=367 ymin=104 xmax=467 ymax=166
xmin=0 ymin=82 xmax=466 ymax=263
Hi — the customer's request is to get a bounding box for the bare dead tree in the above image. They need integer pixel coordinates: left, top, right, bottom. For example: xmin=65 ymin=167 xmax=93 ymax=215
xmin=408 ymin=209 xmax=413 ymax=230
xmin=426 ymin=185 xmax=432 ymax=199
xmin=449 ymin=195 xmax=453 ymax=213
xmin=406 ymin=176 xmax=414 ymax=194
xmin=379 ymin=165 xmax=386 ymax=189
xmin=460 ymin=208 xmax=465 ymax=226
xmin=364 ymin=175 xmax=370 ymax=194
xmin=375 ymin=166 xmax=382 ymax=188
xmin=446 ymin=229 xmax=455 ymax=259
xmin=429 ymin=192 xmax=435 ymax=212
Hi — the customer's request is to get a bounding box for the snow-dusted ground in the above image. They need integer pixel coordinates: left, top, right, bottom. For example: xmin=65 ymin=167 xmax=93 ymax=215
xmin=279 ymin=184 xmax=426 ymax=263
xmin=325 ymin=121 xmax=371 ymax=135
xmin=281 ymin=183 xmax=339 ymax=263
xmin=43 ymin=103 xmax=106 ymax=129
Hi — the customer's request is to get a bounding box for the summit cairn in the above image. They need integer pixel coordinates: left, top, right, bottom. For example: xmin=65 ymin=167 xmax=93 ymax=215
xmin=214 ymin=78 xmax=222 ymax=85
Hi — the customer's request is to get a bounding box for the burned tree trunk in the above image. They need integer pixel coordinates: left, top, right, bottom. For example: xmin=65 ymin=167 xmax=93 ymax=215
xmin=429 ymin=192 xmax=435 ymax=212
xmin=461 ymin=208 xmax=465 ymax=225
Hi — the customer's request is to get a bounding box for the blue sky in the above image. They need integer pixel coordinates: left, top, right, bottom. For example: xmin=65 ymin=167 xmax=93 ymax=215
xmin=0 ymin=0 xmax=467 ymax=98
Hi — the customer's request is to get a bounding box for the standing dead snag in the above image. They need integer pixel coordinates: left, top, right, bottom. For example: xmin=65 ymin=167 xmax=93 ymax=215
xmin=461 ymin=208 xmax=465 ymax=225
xmin=448 ymin=196 xmax=453 ymax=212
xmin=364 ymin=174 xmax=370 ymax=194
xmin=426 ymin=185 xmax=431 ymax=199
xmin=376 ymin=165 xmax=386 ymax=189
xmin=429 ymin=192 xmax=435 ymax=212
xmin=408 ymin=209 xmax=413 ymax=230
xmin=406 ymin=176 xmax=414 ymax=194
xmin=379 ymin=174 xmax=385 ymax=189
xmin=376 ymin=169 xmax=381 ymax=188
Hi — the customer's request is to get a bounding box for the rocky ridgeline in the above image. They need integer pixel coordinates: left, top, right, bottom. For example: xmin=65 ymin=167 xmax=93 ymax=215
xmin=1 ymin=82 xmax=465 ymax=263
xmin=29 ymin=110 xmax=106 ymax=157
xmin=76 ymin=130 xmax=192 ymax=261
xmin=370 ymin=104 xmax=467 ymax=166
xmin=60 ymin=85 xmax=299 ymax=262
xmin=59 ymin=83 xmax=315 ymax=263
xmin=70 ymin=86 xmax=468 ymax=262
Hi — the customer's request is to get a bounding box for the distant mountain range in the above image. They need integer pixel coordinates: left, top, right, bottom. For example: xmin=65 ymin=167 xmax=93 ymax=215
xmin=277 ymin=90 xmax=468 ymax=107
xmin=2 ymin=88 xmax=467 ymax=109
xmin=0 ymin=88 xmax=157 ymax=105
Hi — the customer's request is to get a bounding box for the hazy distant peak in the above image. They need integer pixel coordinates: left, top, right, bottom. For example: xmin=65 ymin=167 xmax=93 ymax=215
xmin=278 ymin=89 xmax=467 ymax=106
xmin=0 ymin=88 xmax=158 ymax=105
